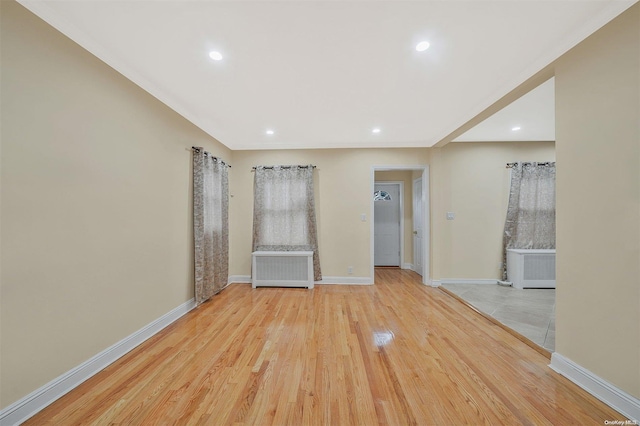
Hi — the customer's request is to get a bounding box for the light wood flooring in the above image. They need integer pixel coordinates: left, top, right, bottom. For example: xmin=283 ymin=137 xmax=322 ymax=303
xmin=26 ymin=268 xmax=623 ymax=425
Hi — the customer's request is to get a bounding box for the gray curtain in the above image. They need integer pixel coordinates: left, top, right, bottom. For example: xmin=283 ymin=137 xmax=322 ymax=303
xmin=502 ymin=162 xmax=556 ymax=280
xmin=252 ymin=165 xmax=322 ymax=281
xmin=193 ymin=148 xmax=229 ymax=305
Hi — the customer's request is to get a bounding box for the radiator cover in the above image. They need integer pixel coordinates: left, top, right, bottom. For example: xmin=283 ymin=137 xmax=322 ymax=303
xmin=252 ymin=251 xmax=314 ymax=289
xmin=507 ymin=249 xmax=556 ymax=289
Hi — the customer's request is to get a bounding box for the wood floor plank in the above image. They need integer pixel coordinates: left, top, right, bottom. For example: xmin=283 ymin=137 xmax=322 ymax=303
xmin=25 ymin=269 xmax=626 ymax=425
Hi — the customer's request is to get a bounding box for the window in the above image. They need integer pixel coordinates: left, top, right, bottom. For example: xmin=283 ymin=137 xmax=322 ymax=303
xmin=260 ymin=177 xmax=308 ymax=246
xmin=252 ymin=165 xmax=322 ymax=280
xmin=374 ymin=190 xmax=392 ymax=201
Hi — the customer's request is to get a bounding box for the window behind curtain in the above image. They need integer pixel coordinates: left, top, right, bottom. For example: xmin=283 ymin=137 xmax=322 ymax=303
xmin=260 ymin=177 xmax=308 ymax=246
xmin=501 ymin=162 xmax=556 ymax=280
xmin=193 ymin=149 xmax=229 ymax=305
xmin=252 ymin=165 xmax=322 ymax=280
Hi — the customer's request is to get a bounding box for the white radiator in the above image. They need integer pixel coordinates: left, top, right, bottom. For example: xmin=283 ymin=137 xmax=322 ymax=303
xmin=507 ymin=249 xmax=556 ymax=289
xmin=251 ymin=251 xmax=314 ymax=289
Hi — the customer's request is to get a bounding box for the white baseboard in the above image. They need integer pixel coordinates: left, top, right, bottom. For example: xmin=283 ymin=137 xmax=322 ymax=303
xmin=433 ymin=278 xmax=499 ymax=286
xmin=0 ymin=299 xmax=196 ymax=426
xmin=227 ymin=275 xmax=373 ymax=285
xmin=402 ymin=263 xmax=414 ymax=270
xmin=550 ymin=353 xmax=640 ymax=422
xmin=316 ymin=276 xmax=373 ymax=285
xmin=228 ymin=275 xmax=251 ymax=284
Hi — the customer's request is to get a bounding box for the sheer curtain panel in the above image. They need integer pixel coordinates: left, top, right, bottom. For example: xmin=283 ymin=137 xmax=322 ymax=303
xmin=252 ymin=165 xmax=322 ymax=281
xmin=502 ymin=162 xmax=556 ymax=280
xmin=193 ymin=148 xmax=229 ymax=305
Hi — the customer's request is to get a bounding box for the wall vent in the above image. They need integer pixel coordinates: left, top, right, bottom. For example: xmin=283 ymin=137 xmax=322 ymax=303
xmin=252 ymin=251 xmax=314 ymax=289
xmin=507 ymin=249 xmax=556 ymax=289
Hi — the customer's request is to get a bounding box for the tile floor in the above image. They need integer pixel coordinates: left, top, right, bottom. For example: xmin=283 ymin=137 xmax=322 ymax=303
xmin=441 ymin=283 xmax=555 ymax=352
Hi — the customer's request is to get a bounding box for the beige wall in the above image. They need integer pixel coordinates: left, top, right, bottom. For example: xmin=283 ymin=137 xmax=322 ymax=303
xmin=0 ymin=1 xmax=231 ymax=408
xmin=375 ymin=170 xmax=415 ymax=267
xmin=229 ymin=149 xmax=429 ymax=278
xmin=430 ymin=142 xmax=555 ymax=280
xmin=555 ymin=3 xmax=640 ymax=398
xmin=3 ymin=0 xmax=638 ymax=413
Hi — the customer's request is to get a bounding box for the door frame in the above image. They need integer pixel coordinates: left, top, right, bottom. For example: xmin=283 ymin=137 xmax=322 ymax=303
xmin=374 ymin=181 xmax=404 ymax=267
xmin=370 ymin=165 xmax=430 ymax=285
xmin=412 ymin=177 xmax=424 ymax=276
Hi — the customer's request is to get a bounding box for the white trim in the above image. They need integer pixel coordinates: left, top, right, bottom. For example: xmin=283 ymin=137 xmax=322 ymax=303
xmin=402 ymin=263 xmax=414 ymax=270
xmin=550 ymin=353 xmax=640 ymax=422
xmin=228 ymin=275 xmax=251 ymax=284
xmin=430 ymin=280 xmax=442 ymax=287
xmin=435 ymin=279 xmax=499 ymax=285
xmin=0 ymin=299 xmax=196 ymax=426
xmin=227 ymin=276 xmax=373 ymax=286
xmin=315 ymin=276 xmax=373 ymax=285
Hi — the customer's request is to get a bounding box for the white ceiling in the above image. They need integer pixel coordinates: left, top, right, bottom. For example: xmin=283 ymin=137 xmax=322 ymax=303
xmin=454 ymin=77 xmax=555 ymax=142
xmin=18 ymin=1 xmax=636 ymax=150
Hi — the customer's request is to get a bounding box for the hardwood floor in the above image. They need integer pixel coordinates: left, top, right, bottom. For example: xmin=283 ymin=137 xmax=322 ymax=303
xmin=26 ymin=268 xmax=623 ymax=425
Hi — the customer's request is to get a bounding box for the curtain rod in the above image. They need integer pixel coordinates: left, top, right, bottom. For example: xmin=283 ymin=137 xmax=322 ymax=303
xmin=251 ymin=165 xmax=316 ymax=171
xmin=191 ymin=146 xmax=231 ymax=167
xmin=506 ymin=161 xmax=554 ymax=169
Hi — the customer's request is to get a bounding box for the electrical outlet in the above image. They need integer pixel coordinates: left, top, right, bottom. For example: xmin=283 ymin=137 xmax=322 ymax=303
xmin=348 ymin=266 xmax=353 ymax=274
xmin=446 ymin=212 xmax=455 ymax=220
xmin=498 ymin=262 xmax=503 ymax=269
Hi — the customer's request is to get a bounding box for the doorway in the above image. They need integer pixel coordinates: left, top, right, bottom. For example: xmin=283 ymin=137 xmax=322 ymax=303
xmin=371 ymin=166 xmax=429 ymax=285
xmin=374 ymin=182 xmax=402 ymax=267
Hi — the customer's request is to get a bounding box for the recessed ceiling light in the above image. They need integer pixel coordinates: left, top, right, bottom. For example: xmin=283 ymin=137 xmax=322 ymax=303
xmin=208 ymin=51 xmax=223 ymax=61
xmin=416 ymin=41 xmax=430 ymax=52
xmin=511 ymin=126 xmax=521 ymax=131
xmin=266 ymin=129 xmax=275 ymax=135
xmin=372 ymin=128 xmax=381 ymax=134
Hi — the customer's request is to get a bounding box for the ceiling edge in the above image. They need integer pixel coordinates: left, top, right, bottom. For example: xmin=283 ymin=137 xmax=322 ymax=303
xmin=17 ymin=0 xmax=638 ymax=152
xmin=16 ymin=0 xmax=231 ymax=150
xmin=433 ymin=0 xmax=637 ymax=148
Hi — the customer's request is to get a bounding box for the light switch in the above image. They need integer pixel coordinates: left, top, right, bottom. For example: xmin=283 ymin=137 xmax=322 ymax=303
xmin=446 ymin=212 xmax=455 ymax=220
xmin=360 ymin=214 xmax=366 ymax=222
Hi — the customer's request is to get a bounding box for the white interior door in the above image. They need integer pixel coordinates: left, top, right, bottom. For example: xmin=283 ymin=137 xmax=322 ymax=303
xmin=412 ymin=178 xmax=423 ymax=276
xmin=374 ymin=183 xmax=401 ymax=266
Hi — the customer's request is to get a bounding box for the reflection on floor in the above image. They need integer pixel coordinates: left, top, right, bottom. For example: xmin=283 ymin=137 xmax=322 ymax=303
xmin=441 ymin=284 xmax=555 ymax=352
